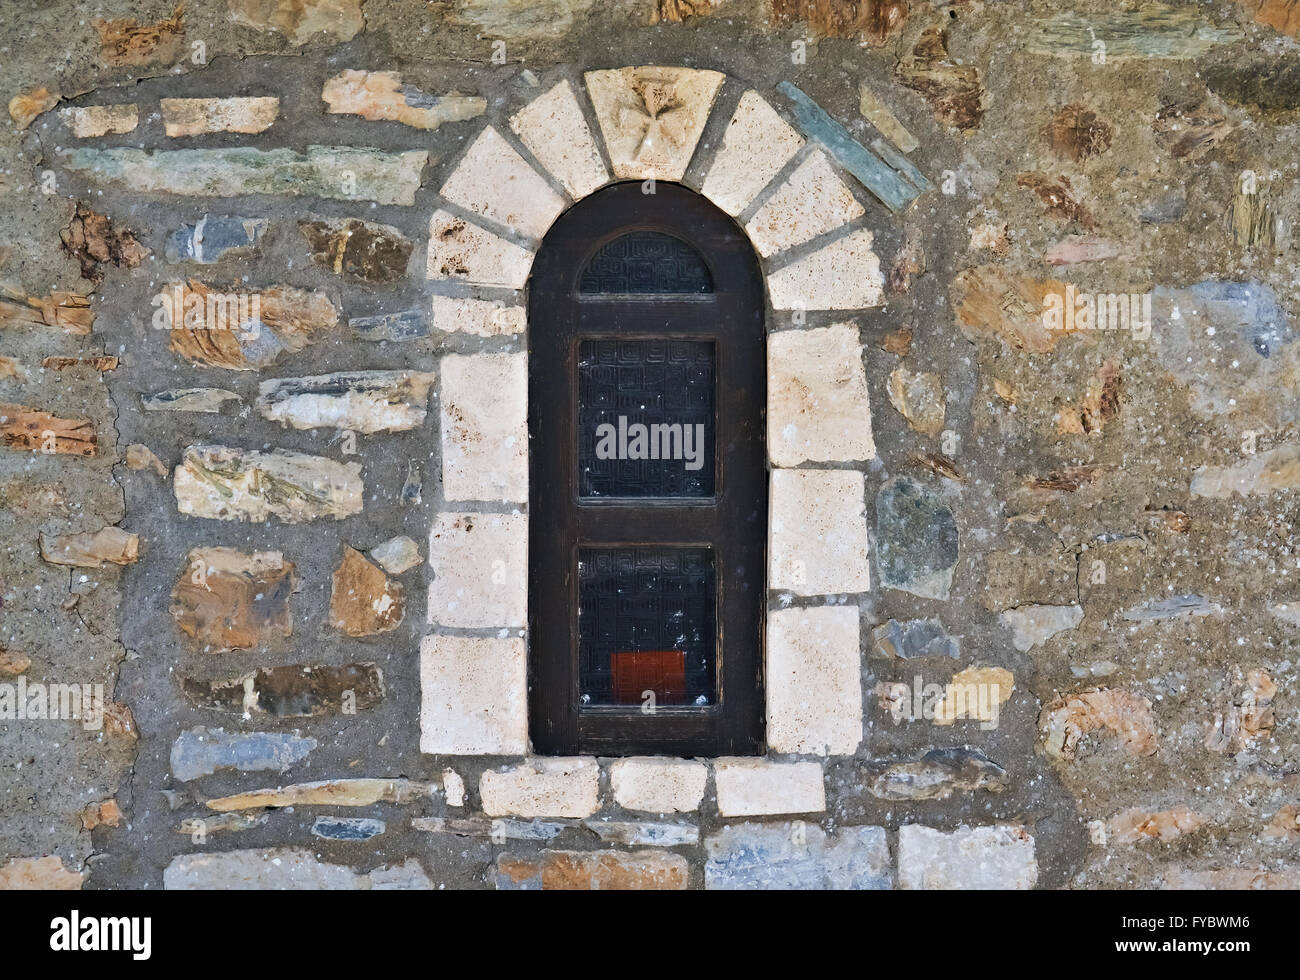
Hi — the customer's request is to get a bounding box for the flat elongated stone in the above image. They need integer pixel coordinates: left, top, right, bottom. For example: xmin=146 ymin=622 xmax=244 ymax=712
xmin=768 ymin=323 xmax=875 ymax=465
xmin=0 ymin=403 xmax=96 ymax=456
xmin=311 ymin=817 xmax=385 ymax=841
xmin=746 ymin=151 xmax=864 ymax=257
xmin=509 ymin=79 xmax=609 ymax=199
xmin=427 ymin=210 xmax=535 ymax=288
xmin=330 ymin=547 xmax=404 ymax=636
xmin=142 ymin=388 xmax=242 ymax=413
xmin=706 ymin=824 xmax=891 ymax=890
xmin=585 ymin=820 xmax=699 ymax=847
xmin=480 ymin=759 xmax=600 ymax=818
xmin=871 ymin=618 xmax=960 ymax=660
xmin=496 ymin=850 xmax=687 ymax=890
xmin=611 ymin=758 xmax=708 ymax=813
xmin=713 ymin=759 xmax=825 ymax=817
xmin=322 ymin=70 xmax=485 ymax=130
xmin=1122 ymin=594 xmax=1223 ymax=621
xmin=767 ymin=230 xmax=883 ymax=310
xmin=60 ymin=146 xmax=428 ymax=205
xmin=178 ymin=813 xmax=266 ymax=837
xmin=767 ymin=607 xmax=863 ymax=756
xmin=351 ymin=309 xmax=429 ymax=342
xmin=585 ymin=66 xmax=724 ymax=181
xmin=770 ymin=469 xmax=870 ymax=595
xmin=413 ymin=817 xmax=568 ymax=841
xmin=1025 ymin=5 xmax=1244 ymax=59
xmin=899 ymin=824 xmax=1037 ymax=889
xmin=868 ymin=747 xmax=1008 ymax=801
xmin=778 ymin=81 xmax=921 ymax=212
xmin=60 ymin=104 xmax=138 ymax=137
xmin=876 ymin=476 xmax=958 ymax=599
xmin=166 ymin=215 xmax=267 ymax=264
xmin=858 ymin=83 xmax=917 ymax=152
xmin=162 ymin=97 xmax=279 ymax=136
xmin=299 ymin=218 xmax=414 ymax=283
xmin=174 ymin=445 xmax=363 ymax=523
xmin=163 ymin=281 xmax=339 ymax=371
xmin=205 ymin=778 xmax=432 ymax=811
xmin=164 ymin=850 xmax=430 ymax=890
xmin=171 ymin=548 xmax=298 ymax=651
xmin=427 ymin=512 xmax=526 ymax=628
xmin=39 ymin=526 xmax=137 ymax=567
xmin=420 ymin=634 xmax=527 ymax=755
xmin=0 ymin=856 xmax=82 ymax=890
xmin=430 ymin=294 xmax=525 ymax=337
xmin=701 ymin=91 xmax=804 ymax=216
xmin=440 ymin=126 xmax=565 ymax=240
xmin=180 ymin=663 xmax=383 ymax=717
xmin=0 ymin=289 xmax=93 ymax=335
xmin=228 ymin=0 xmax=367 ymax=44
xmin=440 ymin=352 xmax=528 ymax=502
xmin=171 ymin=727 xmax=316 ymax=781
xmin=1001 ymin=604 xmax=1084 ymax=651
xmin=256 ymin=370 xmax=435 ymax=433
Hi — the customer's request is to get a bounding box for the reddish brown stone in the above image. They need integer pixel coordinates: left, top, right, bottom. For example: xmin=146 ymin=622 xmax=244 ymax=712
xmin=171 ymin=548 xmax=299 ymax=652
xmin=1153 ymin=101 xmax=1233 ymax=160
xmin=1048 ymin=104 xmax=1113 ymax=162
xmin=650 ymin=0 xmax=712 ymax=24
xmin=0 ymin=648 xmax=30 ymax=677
xmin=0 ymin=289 xmax=94 ymax=335
xmin=1040 ymin=687 xmax=1158 ymax=760
xmin=896 ymin=28 xmax=984 ymax=130
xmin=94 ymin=4 xmax=185 ymax=67
xmin=330 ymin=547 xmax=404 ymax=637
xmin=41 ymin=356 xmax=118 ymax=372
xmin=1015 ymin=172 xmax=1096 ymax=228
xmin=771 ymin=0 xmax=908 ymax=43
xmin=0 ymin=404 xmax=96 ymax=456
xmin=61 ymin=204 xmax=149 ymax=283
xmin=878 ymin=326 xmax=913 ymax=356
xmin=80 ymin=799 xmax=123 ymax=830
xmin=496 ymin=850 xmax=688 ymax=890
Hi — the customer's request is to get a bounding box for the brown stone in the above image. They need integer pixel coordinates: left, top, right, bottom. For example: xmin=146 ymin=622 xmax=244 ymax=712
xmin=103 ymin=700 xmax=138 ymax=743
xmin=1015 ymin=172 xmax=1095 ymax=227
xmin=41 ymin=356 xmax=118 ymax=372
xmin=165 ymin=281 xmax=339 ymax=370
xmin=1107 ymin=806 xmax=1207 ymax=844
xmin=80 ymin=799 xmax=123 ymax=830
xmin=330 ymin=547 xmax=404 ymax=636
xmin=1040 ymin=687 xmax=1159 ymax=761
xmin=0 ymin=404 xmax=96 ymax=456
xmin=0 ymin=356 xmax=22 ymax=380
xmin=322 ymin=70 xmax=485 ymax=130
xmin=206 ymin=778 xmax=430 ymax=812
xmin=0 ymin=856 xmax=83 ymax=890
xmin=1263 ymin=804 xmax=1300 ymax=841
xmin=180 ymin=663 xmax=384 ymax=717
xmin=61 ymin=204 xmax=149 ymax=283
xmin=1152 ymin=101 xmax=1232 ymax=160
xmin=95 ymin=4 xmax=185 ymax=66
xmin=0 ymin=289 xmax=94 ymax=335
xmin=39 ymin=526 xmax=137 ymax=567
xmin=879 ymin=326 xmax=912 ymax=356
xmin=951 ymin=266 xmax=1069 ymax=353
xmin=1048 ymin=104 xmax=1113 ymax=161
xmin=8 ymin=87 xmax=60 ymax=129
xmin=125 ymin=444 xmax=168 ymax=476
xmin=896 ymin=28 xmax=984 ymax=130
xmin=229 ymin=0 xmax=366 ymax=44
xmin=299 ymin=219 xmax=414 ymax=283
xmin=650 ymin=0 xmax=712 ymax=24
xmin=907 ymin=451 xmax=964 ymax=482
xmin=1237 ymin=0 xmax=1300 ymax=38
xmin=771 ymin=0 xmax=907 ymax=42
xmin=0 ymin=648 xmax=31 ymax=677
xmin=496 ymin=850 xmax=688 ymax=890
xmin=171 ymin=548 xmax=299 ymax=651
xmin=888 ymin=366 xmax=945 ymax=436
xmin=1026 ymin=465 xmax=1105 ymax=493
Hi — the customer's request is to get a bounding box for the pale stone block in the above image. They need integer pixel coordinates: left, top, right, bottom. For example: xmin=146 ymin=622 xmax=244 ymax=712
xmin=898 ymin=824 xmax=1038 ymax=890
xmin=745 ymin=151 xmax=864 ymax=257
xmin=440 ymin=352 xmax=527 ymax=502
xmin=768 ymin=323 xmax=875 ymax=466
xmin=767 ymin=229 xmax=883 ymax=310
xmin=509 ymin=79 xmax=609 ymax=199
xmin=713 ymin=758 xmax=826 ymax=817
xmin=419 ymin=634 xmax=527 ymax=755
xmin=480 ymin=758 xmax=601 ymax=818
xmin=430 ymin=294 xmax=525 ymax=337
xmin=427 ymin=210 xmax=535 ymax=289
xmin=610 ymin=757 xmax=708 ymax=813
xmin=60 ymin=104 xmax=138 ymax=137
xmin=700 ymin=91 xmax=804 ymax=216
xmin=439 ymin=126 xmax=567 ymax=240
xmin=161 ymin=97 xmax=279 ymax=136
xmin=442 ymin=768 xmax=466 ymax=807
xmin=706 ymin=823 xmax=891 ymax=890
xmin=585 ymin=66 xmax=724 ymax=181
xmin=770 ymin=469 xmax=870 ymax=595
xmin=427 ymin=512 xmax=526 ymax=628
xmin=767 ymin=606 xmax=863 ymax=756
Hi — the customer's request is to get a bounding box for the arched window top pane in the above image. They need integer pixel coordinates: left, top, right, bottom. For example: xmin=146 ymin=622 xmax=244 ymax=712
xmin=579 ymin=231 xmax=714 ymax=295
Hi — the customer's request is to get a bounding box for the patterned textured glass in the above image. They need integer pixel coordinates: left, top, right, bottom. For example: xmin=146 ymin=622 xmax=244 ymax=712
xmin=579 ymin=231 xmax=713 ymax=294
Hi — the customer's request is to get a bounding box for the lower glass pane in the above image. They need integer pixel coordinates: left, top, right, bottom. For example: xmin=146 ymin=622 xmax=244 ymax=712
xmin=577 ymin=547 xmax=716 ymax=709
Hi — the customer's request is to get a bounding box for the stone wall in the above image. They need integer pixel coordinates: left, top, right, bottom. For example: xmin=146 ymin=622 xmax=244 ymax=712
xmin=2 ymin=0 xmax=1300 ymax=890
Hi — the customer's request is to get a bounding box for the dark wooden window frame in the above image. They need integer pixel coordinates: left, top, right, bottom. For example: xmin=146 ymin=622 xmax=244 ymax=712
xmin=528 ymin=181 xmax=767 ymax=758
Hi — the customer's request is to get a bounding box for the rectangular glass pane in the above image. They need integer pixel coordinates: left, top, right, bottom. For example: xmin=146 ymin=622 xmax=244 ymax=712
xmin=577 ymin=547 xmax=716 ymax=708
xmin=577 ymin=339 xmax=715 ymax=498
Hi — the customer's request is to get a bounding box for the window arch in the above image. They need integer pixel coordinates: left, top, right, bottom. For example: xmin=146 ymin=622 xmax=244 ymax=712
xmin=528 ymin=182 xmax=767 ymax=757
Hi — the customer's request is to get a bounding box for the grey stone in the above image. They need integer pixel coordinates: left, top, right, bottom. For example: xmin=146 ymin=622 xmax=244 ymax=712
xmin=141 ymin=388 xmax=242 ymax=413
xmin=166 ymin=215 xmax=268 ymax=263
xmin=411 ymin=816 xmax=569 ymax=841
xmin=584 ymin=820 xmax=699 ymax=847
xmin=1122 ymin=594 xmax=1224 ymax=622
xmin=164 ymin=849 xmax=431 ymax=889
xmin=867 ymin=747 xmax=1008 ymax=801
xmin=311 ymin=816 xmax=385 ymax=841
xmin=876 ymin=477 xmax=959 ymax=600
xmin=1024 ymin=6 xmax=1244 ymax=59
xmin=705 ymin=823 xmax=892 ymax=890
xmin=871 ymin=618 xmax=960 ymax=660
xmin=255 ymin=370 xmax=436 ymax=433
xmin=170 ymin=726 xmax=317 ymax=782
xmin=351 ymin=309 xmax=430 ymax=342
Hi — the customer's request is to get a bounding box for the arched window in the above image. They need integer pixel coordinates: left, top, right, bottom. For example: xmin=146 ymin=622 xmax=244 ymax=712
xmin=529 ymin=182 xmax=766 ymax=757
